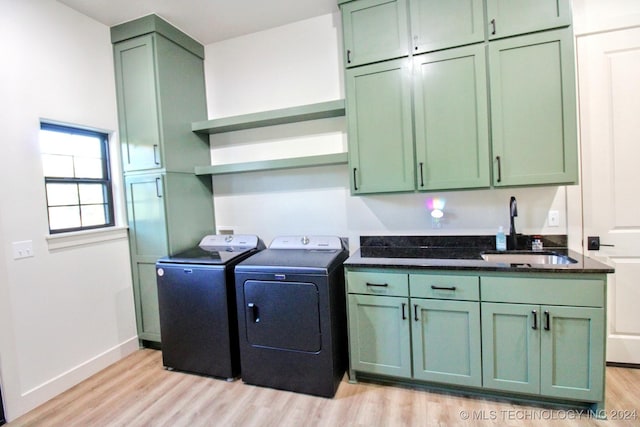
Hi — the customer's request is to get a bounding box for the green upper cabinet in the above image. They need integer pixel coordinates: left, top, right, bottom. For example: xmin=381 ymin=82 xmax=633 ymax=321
xmin=486 ymin=0 xmax=572 ymax=40
xmin=346 ymin=59 xmax=415 ymax=194
xmin=489 ymin=28 xmax=578 ymax=187
xmin=413 ymin=44 xmax=490 ymax=191
xmin=113 ymin=21 xmax=209 ymax=173
xmin=340 ymin=0 xmax=410 ymax=68
xmin=409 ymin=0 xmax=484 ymax=54
xmin=114 ymin=36 xmax=161 ymax=172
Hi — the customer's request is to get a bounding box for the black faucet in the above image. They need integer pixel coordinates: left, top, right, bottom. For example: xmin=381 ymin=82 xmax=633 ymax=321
xmin=509 ymin=196 xmax=518 ymax=250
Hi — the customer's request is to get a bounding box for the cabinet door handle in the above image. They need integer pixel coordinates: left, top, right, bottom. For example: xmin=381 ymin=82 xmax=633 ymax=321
xmin=402 ymin=303 xmax=407 ymax=320
xmin=347 ymin=49 xmax=352 ymax=64
xmin=414 ymin=304 xmax=419 ymax=321
xmin=419 ymin=162 xmax=425 ymax=187
xmin=155 ymin=177 xmax=163 ymax=198
xmin=431 ymin=285 xmax=457 ymax=291
xmin=366 ymin=282 xmax=388 ymax=287
xmin=496 ymin=156 xmax=502 ymax=183
xmin=153 ymin=144 xmax=160 ymax=165
xmin=353 ymin=168 xmax=359 ymax=191
xmin=490 ymin=18 xmax=496 ymax=35
xmin=248 ymin=303 xmax=260 ymax=323
xmin=532 ymin=310 xmax=538 ymax=330
xmin=544 ymin=310 xmax=550 ymax=331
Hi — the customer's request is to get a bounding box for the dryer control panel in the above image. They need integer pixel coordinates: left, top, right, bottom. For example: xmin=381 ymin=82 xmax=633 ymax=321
xmin=269 ymin=235 xmax=343 ymax=250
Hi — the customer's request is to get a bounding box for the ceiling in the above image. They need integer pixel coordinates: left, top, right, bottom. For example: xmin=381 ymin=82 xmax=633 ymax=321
xmin=57 ymin=0 xmax=339 ymax=44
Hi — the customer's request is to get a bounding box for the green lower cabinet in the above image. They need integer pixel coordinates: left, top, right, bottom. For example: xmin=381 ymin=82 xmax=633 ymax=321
xmin=540 ymin=306 xmax=605 ymax=402
xmin=348 ymin=294 xmax=412 ymax=378
xmin=482 ymin=302 xmax=605 ymax=402
xmin=132 ymin=261 xmax=162 ymax=342
xmin=411 ymin=299 xmax=482 ymax=387
xmin=481 ymin=302 xmax=541 ymax=394
xmin=125 ymin=172 xmax=215 ymax=344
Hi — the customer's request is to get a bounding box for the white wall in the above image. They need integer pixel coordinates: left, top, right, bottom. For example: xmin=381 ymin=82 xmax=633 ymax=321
xmin=0 ymin=0 xmax=138 ymax=420
xmin=203 ymin=13 xmax=569 ymax=248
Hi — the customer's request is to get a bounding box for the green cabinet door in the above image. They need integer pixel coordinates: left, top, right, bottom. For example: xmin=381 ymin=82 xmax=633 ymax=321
xmin=341 ymin=0 xmax=409 ymax=68
xmin=114 ymin=35 xmax=162 ymax=172
xmin=346 ymin=59 xmax=415 ymax=194
xmin=540 ymin=306 xmax=605 ymax=402
xmin=125 ymin=173 xmax=168 ymax=342
xmin=486 ymin=0 xmax=572 ymax=40
xmin=409 ymin=0 xmax=484 ymax=54
xmin=411 ymin=299 xmax=482 ymax=387
xmin=481 ymin=302 xmax=541 ymax=394
xmin=348 ymin=294 xmax=412 ymax=378
xmin=125 ymin=174 xmax=169 ymax=258
xmin=114 ymin=33 xmax=209 ymax=173
xmin=133 ymin=262 xmax=162 ymax=342
xmin=489 ymin=29 xmax=578 ymax=187
xmin=413 ymin=44 xmax=490 ymax=191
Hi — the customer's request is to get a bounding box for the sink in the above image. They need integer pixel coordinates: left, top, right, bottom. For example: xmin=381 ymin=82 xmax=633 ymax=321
xmin=481 ymin=251 xmax=577 ymax=265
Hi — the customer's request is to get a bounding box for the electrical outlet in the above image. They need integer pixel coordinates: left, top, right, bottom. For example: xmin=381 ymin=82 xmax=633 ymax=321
xmin=548 ymin=210 xmax=560 ymax=227
xmin=12 ymin=240 xmax=34 ymax=259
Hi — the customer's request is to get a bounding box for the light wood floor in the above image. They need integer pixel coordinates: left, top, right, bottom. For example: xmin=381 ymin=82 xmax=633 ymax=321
xmin=8 ymin=349 xmax=640 ymax=426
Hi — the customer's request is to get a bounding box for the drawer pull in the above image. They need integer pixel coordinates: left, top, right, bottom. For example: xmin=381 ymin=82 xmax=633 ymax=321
xmin=401 ymin=303 xmax=407 ymax=320
xmin=414 ymin=304 xmax=419 ymax=321
xmin=532 ymin=310 xmax=538 ymax=330
xmin=431 ymin=285 xmax=457 ymax=291
xmin=366 ymin=282 xmax=389 ymax=288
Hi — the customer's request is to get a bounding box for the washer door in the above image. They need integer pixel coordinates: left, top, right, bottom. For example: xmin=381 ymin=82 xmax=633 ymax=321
xmin=243 ymin=280 xmax=321 ymax=352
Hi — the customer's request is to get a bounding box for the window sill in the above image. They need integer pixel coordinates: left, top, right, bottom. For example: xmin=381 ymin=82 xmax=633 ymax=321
xmin=46 ymin=226 xmax=129 ymax=251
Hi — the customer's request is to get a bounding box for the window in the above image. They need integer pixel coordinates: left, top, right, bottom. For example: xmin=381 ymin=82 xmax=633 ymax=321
xmin=40 ymin=122 xmax=115 ymax=234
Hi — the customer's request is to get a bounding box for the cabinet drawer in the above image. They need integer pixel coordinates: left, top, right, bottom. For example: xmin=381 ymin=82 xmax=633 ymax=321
xmin=481 ymin=276 xmax=605 ymax=307
xmin=347 ymin=271 xmax=409 ymax=296
xmin=410 ymin=274 xmax=479 ymax=301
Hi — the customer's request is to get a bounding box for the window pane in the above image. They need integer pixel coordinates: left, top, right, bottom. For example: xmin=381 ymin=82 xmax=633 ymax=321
xmin=46 ymin=183 xmax=79 ymax=206
xmin=75 ymin=157 xmax=103 ymax=179
xmin=79 ymin=183 xmax=105 ymax=204
xmin=81 ymin=205 xmax=107 ymax=227
xmin=70 ymin=134 xmax=102 ymax=158
xmin=49 ymin=206 xmax=81 ymax=230
xmin=40 ymin=129 xmax=72 ymax=155
xmin=42 ymin=154 xmax=74 ymax=177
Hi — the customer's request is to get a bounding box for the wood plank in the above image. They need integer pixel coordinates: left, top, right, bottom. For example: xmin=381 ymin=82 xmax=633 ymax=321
xmin=8 ymin=349 xmax=640 ymax=426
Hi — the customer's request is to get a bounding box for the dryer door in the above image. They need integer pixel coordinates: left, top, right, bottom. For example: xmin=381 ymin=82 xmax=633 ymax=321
xmin=243 ymin=280 xmax=321 ymax=352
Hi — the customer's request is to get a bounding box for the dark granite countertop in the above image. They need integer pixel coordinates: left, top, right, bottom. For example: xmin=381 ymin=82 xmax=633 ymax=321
xmin=344 ymin=235 xmax=614 ymax=274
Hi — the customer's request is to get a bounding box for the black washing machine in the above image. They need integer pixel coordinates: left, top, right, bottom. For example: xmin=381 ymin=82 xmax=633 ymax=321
xmin=156 ymin=234 xmax=264 ymax=379
xmin=234 ymin=235 xmax=349 ymax=397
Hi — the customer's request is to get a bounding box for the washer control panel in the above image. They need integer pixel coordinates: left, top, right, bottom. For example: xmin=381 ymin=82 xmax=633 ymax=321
xmin=199 ymin=234 xmax=260 ymax=250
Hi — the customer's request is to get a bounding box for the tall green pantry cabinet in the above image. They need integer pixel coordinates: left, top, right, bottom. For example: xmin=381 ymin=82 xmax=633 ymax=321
xmin=111 ymin=15 xmax=215 ymax=345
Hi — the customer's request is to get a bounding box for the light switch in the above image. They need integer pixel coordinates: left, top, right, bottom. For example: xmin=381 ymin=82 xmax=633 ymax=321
xmin=12 ymin=240 xmax=34 ymax=259
xmin=548 ymin=210 xmax=560 ymax=227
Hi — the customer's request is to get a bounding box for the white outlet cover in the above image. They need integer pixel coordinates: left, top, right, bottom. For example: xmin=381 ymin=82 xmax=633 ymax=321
xmin=548 ymin=210 xmax=560 ymax=227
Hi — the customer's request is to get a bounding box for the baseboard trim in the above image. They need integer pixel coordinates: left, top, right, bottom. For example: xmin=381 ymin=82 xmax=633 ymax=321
xmin=13 ymin=337 xmax=139 ymax=420
xmin=606 ymin=361 xmax=640 ymax=369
